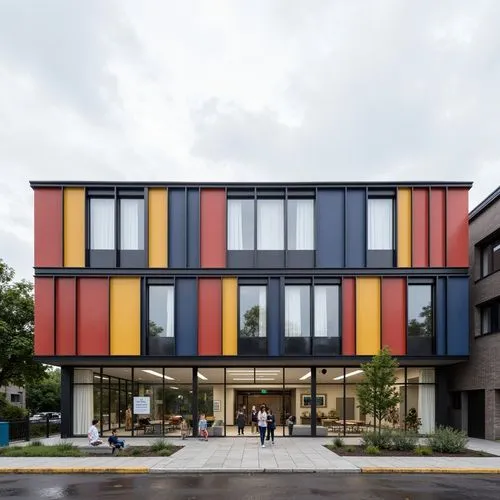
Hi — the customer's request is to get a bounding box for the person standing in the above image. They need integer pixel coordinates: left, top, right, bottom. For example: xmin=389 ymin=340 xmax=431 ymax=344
xmin=286 ymin=414 xmax=296 ymax=436
xmin=198 ymin=413 xmax=208 ymax=441
xmin=125 ymin=406 xmax=132 ymax=431
xmin=266 ymin=409 xmax=276 ymax=444
xmin=236 ymin=410 xmax=246 ymax=436
xmin=257 ymin=405 xmax=268 ymax=448
xmin=251 ymin=406 xmax=258 ymax=434
xmin=180 ymin=417 xmax=189 ymax=440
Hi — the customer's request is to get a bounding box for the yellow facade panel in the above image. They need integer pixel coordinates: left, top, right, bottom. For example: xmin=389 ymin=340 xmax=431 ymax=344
xmin=222 ymin=278 xmax=237 ymax=356
xmin=148 ymin=188 xmax=168 ymax=267
xmin=356 ymin=277 xmax=381 ymax=355
xmin=63 ymin=188 xmax=85 ymax=267
xmin=397 ymin=188 xmax=412 ymax=267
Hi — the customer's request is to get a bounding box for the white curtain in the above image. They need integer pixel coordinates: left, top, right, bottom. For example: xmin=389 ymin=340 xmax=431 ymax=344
xmin=228 ymin=200 xmax=244 ymax=250
xmin=285 ymin=286 xmax=302 ymax=337
xmin=368 ymin=198 xmax=393 ymax=250
xmin=257 ymin=200 xmax=284 ymax=250
xmin=314 ymin=286 xmax=328 ymax=337
xmin=166 ymin=286 xmax=174 ymax=338
xmin=90 ymin=199 xmax=114 ymax=250
xmin=73 ymin=369 xmax=94 ymax=436
xmin=120 ymin=199 xmax=142 ymax=250
xmin=290 ymin=200 xmax=314 ymax=250
xmin=418 ymin=368 xmax=435 ymax=434
xmin=258 ymin=286 xmax=267 ymax=337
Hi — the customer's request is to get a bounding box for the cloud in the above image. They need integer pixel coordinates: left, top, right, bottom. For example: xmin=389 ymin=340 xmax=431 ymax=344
xmin=0 ymin=0 xmax=499 ymax=280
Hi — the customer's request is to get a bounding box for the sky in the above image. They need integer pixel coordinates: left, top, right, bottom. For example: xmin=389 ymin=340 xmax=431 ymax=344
xmin=1 ymin=0 xmax=499 ymax=282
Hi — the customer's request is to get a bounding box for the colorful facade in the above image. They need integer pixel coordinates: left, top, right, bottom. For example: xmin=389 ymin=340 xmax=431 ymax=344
xmin=31 ymin=182 xmax=471 ymax=438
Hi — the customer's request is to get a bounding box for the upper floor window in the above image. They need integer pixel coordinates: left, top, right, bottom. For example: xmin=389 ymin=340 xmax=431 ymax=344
xmin=287 ymin=199 xmax=314 ymax=250
xmin=480 ymin=239 xmax=500 ymax=278
xmin=238 ymin=285 xmax=267 ymax=355
xmin=407 ymin=283 xmax=434 ymax=355
xmin=368 ymin=197 xmax=394 ymax=250
xmin=120 ymin=198 xmax=145 ymax=250
xmin=148 ymin=285 xmax=175 ymax=355
xmin=314 ymin=285 xmax=340 ymax=338
xmin=480 ymin=300 xmax=499 ymax=336
xmin=257 ymin=199 xmax=284 ymax=250
xmin=227 ymin=199 xmax=254 ymax=250
xmin=90 ymin=198 xmax=114 ymax=250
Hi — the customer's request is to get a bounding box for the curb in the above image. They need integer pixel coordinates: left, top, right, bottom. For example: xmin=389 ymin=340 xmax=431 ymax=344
xmin=149 ymin=468 xmax=360 ymax=474
xmin=361 ymin=467 xmax=500 ymax=474
xmin=0 ymin=467 xmax=149 ymax=474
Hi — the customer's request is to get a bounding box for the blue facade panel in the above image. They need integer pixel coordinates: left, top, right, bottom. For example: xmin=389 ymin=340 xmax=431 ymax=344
xmin=267 ymin=278 xmax=281 ymax=356
xmin=316 ymin=189 xmax=344 ymax=268
xmin=446 ymin=277 xmax=469 ymax=356
xmin=346 ymin=189 xmax=366 ymax=268
xmin=168 ymin=188 xmax=186 ymax=268
xmin=175 ymin=278 xmax=198 ymax=356
xmin=187 ymin=188 xmax=200 ymax=268
xmin=436 ymin=277 xmax=447 ymax=355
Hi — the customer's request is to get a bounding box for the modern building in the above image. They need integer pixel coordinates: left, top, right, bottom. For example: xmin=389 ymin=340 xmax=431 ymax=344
xmin=31 ymin=181 xmax=470 ymax=439
xmin=445 ymin=186 xmax=500 ymax=439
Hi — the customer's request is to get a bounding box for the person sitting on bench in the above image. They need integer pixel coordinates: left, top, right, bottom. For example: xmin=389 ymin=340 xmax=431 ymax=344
xmin=108 ymin=429 xmax=125 ymax=453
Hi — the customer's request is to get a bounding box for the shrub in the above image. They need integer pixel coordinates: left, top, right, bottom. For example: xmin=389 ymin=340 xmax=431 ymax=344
xmin=30 ymin=440 xmax=43 ymax=447
xmin=391 ymin=431 xmax=418 ymax=451
xmin=130 ymin=448 xmax=142 ymax=456
xmin=366 ymin=445 xmax=380 ymax=456
xmin=361 ymin=429 xmax=393 ymax=450
xmin=0 ymin=443 xmax=81 ymax=457
xmin=427 ymin=426 xmax=468 ymax=453
xmin=404 ymin=408 xmax=422 ymax=433
xmin=333 ymin=437 xmax=344 ymax=448
xmin=414 ymin=446 xmax=432 ymax=456
xmin=150 ymin=439 xmax=173 ymax=453
xmin=346 ymin=447 xmax=354 ymax=453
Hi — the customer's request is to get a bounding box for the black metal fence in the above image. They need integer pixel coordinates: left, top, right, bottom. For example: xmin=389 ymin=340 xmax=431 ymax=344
xmin=6 ymin=417 xmax=61 ymax=442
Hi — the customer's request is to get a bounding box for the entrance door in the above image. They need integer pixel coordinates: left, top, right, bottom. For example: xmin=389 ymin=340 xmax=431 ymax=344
xmin=236 ymin=391 xmax=291 ymax=425
xmin=467 ymin=390 xmax=485 ymax=438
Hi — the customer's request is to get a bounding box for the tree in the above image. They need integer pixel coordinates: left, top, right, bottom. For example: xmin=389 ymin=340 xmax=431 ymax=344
xmin=0 ymin=259 xmax=47 ymax=388
xmin=148 ymin=320 xmax=164 ymax=337
xmin=26 ymin=368 xmax=61 ymax=413
xmin=240 ymin=305 xmax=261 ymax=337
xmin=356 ymin=347 xmax=401 ymax=434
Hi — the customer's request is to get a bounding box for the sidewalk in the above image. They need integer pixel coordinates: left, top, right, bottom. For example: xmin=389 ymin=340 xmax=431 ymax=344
xmin=1 ymin=436 xmax=500 ymax=474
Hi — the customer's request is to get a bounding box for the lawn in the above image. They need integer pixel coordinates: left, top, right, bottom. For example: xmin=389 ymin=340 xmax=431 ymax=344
xmin=325 ymin=445 xmax=496 ymax=458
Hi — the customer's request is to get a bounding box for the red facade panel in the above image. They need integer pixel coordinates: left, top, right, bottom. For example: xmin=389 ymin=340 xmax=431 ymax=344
xmin=412 ymin=188 xmax=429 ymax=267
xmin=381 ymin=278 xmax=406 ymax=355
xmin=34 ymin=277 xmax=55 ymax=355
xmin=55 ymin=278 xmax=76 ymax=355
xmin=429 ymin=188 xmax=446 ymax=267
xmin=200 ymin=189 xmax=226 ymax=268
xmin=34 ymin=188 xmax=62 ymax=267
xmin=77 ymin=278 xmax=109 ymax=355
xmin=342 ymin=278 xmax=356 ymax=355
xmin=198 ymin=279 xmax=222 ymax=355
xmin=446 ymin=188 xmax=469 ymax=267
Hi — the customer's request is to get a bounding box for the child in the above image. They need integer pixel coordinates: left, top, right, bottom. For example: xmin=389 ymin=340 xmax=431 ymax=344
xmin=108 ymin=429 xmax=125 ymax=453
xmin=236 ymin=410 xmax=246 ymax=436
xmin=180 ymin=417 xmax=189 ymax=440
xmin=198 ymin=413 xmax=208 ymax=441
xmin=87 ymin=419 xmax=103 ymax=446
xmin=286 ymin=414 xmax=296 ymax=436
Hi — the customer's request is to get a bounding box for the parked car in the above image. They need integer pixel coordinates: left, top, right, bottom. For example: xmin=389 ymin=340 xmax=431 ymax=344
xmin=29 ymin=412 xmax=61 ymax=423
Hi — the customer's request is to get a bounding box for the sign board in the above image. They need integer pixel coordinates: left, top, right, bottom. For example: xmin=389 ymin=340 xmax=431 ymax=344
xmin=260 ymin=389 xmax=268 ymax=395
xmin=133 ymin=396 xmax=150 ymax=415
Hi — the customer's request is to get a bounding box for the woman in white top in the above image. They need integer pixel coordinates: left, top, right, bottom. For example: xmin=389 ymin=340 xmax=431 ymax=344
xmin=257 ymin=405 xmax=268 ymax=447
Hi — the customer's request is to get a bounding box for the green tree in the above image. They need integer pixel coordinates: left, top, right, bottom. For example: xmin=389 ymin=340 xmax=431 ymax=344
xmin=240 ymin=305 xmax=261 ymax=337
xmin=0 ymin=259 xmax=47 ymax=388
xmin=356 ymin=347 xmax=401 ymax=434
xmin=26 ymin=368 xmax=61 ymax=413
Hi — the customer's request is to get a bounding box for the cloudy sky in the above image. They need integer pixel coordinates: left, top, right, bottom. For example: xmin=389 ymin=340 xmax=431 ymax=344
xmin=1 ymin=0 xmax=499 ymax=281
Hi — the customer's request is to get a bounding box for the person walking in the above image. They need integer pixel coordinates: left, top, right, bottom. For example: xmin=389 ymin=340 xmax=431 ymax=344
xmin=236 ymin=410 xmax=246 ymax=436
xmin=251 ymin=406 xmax=258 ymax=434
xmin=266 ymin=408 xmax=276 ymax=444
xmin=257 ymin=405 xmax=268 ymax=448
xmin=286 ymin=414 xmax=296 ymax=436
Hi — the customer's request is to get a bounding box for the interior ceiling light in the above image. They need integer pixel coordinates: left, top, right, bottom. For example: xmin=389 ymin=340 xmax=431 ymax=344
xmin=197 ymin=372 xmax=208 ymax=381
xmin=232 ymin=378 xmax=255 ymax=381
xmin=255 ymin=378 xmax=275 ymax=381
xmin=142 ymin=369 xmax=174 ymax=381
xmin=299 ymin=372 xmax=311 ymax=381
xmin=169 ymin=386 xmax=179 ymax=390
xmin=333 ymin=370 xmax=363 ymax=381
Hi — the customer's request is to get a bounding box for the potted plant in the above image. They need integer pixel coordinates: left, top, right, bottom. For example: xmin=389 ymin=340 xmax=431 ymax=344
xmin=404 ymin=408 xmax=422 ymax=433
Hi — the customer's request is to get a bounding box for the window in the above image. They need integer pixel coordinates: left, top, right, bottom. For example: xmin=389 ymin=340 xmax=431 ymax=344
xmin=239 ymin=286 xmax=267 ymax=355
xmin=285 ymin=285 xmax=310 ymax=337
xmin=480 ymin=300 xmax=500 ymax=335
xmin=314 ymin=286 xmax=339 ymax=337
xmin=257 ymin=199 xmax=284 ymax=250
xmin=480 ymin=239 xmax=500 ymax=278
xmin=10 ymin=394 xmax=21 ymax=403
xmin=287 ymin=199 xmax=314 ymax=250
xmin=407 ymin=284 xmax=434 ymax=355
xmin=368 ymin=197 xmax=394 ymax=250
xmin=90 ymin=198 xmax=115 ymax=250
xmin=120 ymin=198 xmax=144 ymax=250
xmin=148 ymin=285 xmax=174 ymax=355
xmin=227 ymin=199 xmax=254 ymax=250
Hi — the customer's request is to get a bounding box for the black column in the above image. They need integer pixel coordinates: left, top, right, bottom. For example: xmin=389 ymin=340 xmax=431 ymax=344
xmin=311 ymin=367 xmax=317 ymax=437
xmin=60 ymin=366 xmax=73 ymax=438
xmin=192 ymin=367 xmax=198 ymax=438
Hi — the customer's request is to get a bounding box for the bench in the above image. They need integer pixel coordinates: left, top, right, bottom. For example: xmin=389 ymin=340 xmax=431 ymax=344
xmin=81 ymin=443 xmax=123 ymax=454
xmin=291 ymin=425 xmax=328 ymax=437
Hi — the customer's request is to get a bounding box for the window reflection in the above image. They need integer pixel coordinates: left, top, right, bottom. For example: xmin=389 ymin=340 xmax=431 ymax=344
xmin=408 ymin=285 xmax=433 ymax=338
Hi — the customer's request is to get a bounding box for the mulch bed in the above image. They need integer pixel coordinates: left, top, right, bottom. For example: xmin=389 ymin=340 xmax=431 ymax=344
xmin=325 ymin=445 xmax=496 ymax=457
xmin=86 ymin=446 xmax=182 ymax=457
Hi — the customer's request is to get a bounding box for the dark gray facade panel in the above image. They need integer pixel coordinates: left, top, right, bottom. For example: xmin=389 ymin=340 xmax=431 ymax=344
xmin=187 ymin=188 xmax=200 ymax=268
xmin=346 ymin=189 xmax=366 ymax=268
xmin=168 ymin=189 xmax=186 ymax=268
xmin=268 ymin=278 xmax=281 ymax=356
xmin=175 ymin=278 xmax=197 ymax=356
xmin=227 ymin=251 xmax=254 ymax=268
xmin=316 ymin=189 xmax=344 ymax=268
xmin=287 ymin=251 xmax=314 ymax=268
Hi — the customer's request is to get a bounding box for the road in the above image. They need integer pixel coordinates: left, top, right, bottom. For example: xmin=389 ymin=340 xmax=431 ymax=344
xmin=0 ymin=473 xmax=499 ymax=499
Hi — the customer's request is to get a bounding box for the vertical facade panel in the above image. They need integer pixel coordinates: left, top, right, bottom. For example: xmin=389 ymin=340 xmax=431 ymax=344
xmin=34 ymin=277 xmax=55 ymax=355
xmin=148 ymin=188 xmax=168 ymax=268
xmin=381 ymin=278 xmax=406 ymax=355
xmin=222 ymin=278 xmax=237 ymax=355
xmin=446 ymin=188 xmax=469 ymax=267
xmin=168 ymin=189 xmax=186 ymax=268
xmin=436 ymin=277 xmax=447 ymax=355
xmin=397 ymin=188 xmax=412 ymax=267
xmin=268 ymin=278 xmax=281 ymax=356
xmin=63 ymin=188 xmax=85 ymax=267
xmin=187 ymin=189 xmax=200 ymax=268
xmin=34 ymin=188 xmax=63 ymax=267
xmin=201 ymin=189 xmax=226 ymax=268
xmin=198 ymin=279 xmax=222 ymax=355
xmin=77 ymin=278 xmax=109 ymax=355
xmin=55 ymin=278 xmax=76 ymax=355
xmin=110 ymin=278 xmax=141 ymax=355
xmin=356 ymin=277 xmax=381 ymax=355
xmin=341 ymin=278 xmax=356 ymax=355
xmin=175 ymin=278 xmax=198 ymax=356
xmin=316 ymin=189 xmax=344 ymax=268
xmin=412 ymin=188 xmax=429 ymax=267
xmin=345 ymin=189 xmax=366 ymax=268
xmin=446 ymin=277 xmax=469 ymax=356
xmin=430 ymin=188 xmax=446 ymax=267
